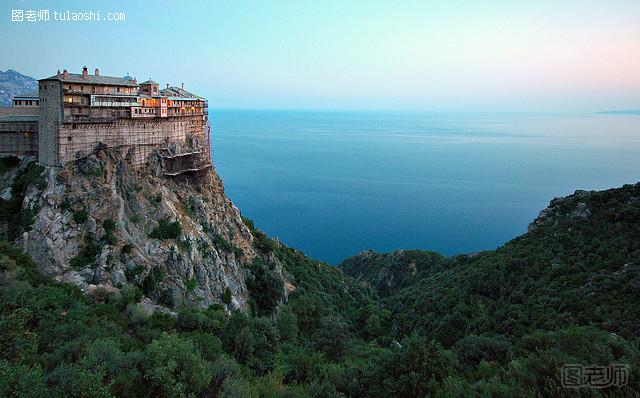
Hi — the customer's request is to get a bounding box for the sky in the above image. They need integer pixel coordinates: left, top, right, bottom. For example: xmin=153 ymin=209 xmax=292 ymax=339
xmin=1 ymin=0 xmax=639 ymax=112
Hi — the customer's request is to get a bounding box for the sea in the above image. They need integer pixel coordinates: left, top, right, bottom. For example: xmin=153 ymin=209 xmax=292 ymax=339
xmin=211 ymin=110 xmax=640 ymax=264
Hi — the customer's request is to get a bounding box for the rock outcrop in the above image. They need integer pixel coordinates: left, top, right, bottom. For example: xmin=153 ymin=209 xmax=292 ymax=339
xmin=527 ymin=189 xmax=596 ymax=232
xmin=1 ymin=149 xmax=287 ymax=310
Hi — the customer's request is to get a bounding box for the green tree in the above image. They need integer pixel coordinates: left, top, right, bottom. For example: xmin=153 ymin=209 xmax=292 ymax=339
xmin=0 ymin=308 xmax=38 ymax=363
xmin=144 ymin=334 xmax=212 ymax=398
xmin=0 ymin=360 xmax=46 ymax=398
xmin=246 ymin=258 xmax=284 ymax=315
xmin=364 ymin=334 xmax=457 ymax=397
xmin=46 ymin=363 xmax=113 ymax=398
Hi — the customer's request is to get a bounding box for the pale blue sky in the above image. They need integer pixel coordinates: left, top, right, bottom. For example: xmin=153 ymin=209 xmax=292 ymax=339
xmin=1 ymin=0 xmax=639 ymax=111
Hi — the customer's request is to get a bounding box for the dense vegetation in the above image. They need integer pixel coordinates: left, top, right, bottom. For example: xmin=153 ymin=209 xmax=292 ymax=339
xmin=0 ymin=160 xmax=45 ymax=240
xmin=1 ymin=175 xmax=639 ymax=396
xmin=342 ymin=183 xmax=640 ymax=396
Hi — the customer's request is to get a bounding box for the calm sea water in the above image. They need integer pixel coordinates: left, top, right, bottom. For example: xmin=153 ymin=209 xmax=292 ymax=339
xmin=211 ymin=110 xmax=640 ymax=264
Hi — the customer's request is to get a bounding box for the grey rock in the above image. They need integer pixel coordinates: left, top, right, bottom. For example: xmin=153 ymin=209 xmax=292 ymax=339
xmin=6 ymin=151 xmax=275 ymax=314
xmin=0 ymin=187 xmax=12 ymax=201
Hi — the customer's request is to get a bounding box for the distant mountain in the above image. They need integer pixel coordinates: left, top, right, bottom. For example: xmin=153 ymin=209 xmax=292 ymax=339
xmin=0 ymin=69 xmax=38 ymax=107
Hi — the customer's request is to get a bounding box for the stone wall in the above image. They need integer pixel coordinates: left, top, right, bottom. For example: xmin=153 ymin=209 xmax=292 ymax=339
xmin=0 ymin=129 xmax=38 ymax=156
xmin=56 ymin=115 xmax=208 ymax=167
xmin=38 ymin=80 xmax=63 ymax=166
xmin=0 ymin=107 xmax=39 ymax=116
xmin=0 ymin=108 xmax=39 ymax=157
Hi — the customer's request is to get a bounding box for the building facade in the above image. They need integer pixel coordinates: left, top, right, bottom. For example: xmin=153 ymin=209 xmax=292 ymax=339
xmin=0 ymin=92 xmax=39 ymax=157
xmin=12 ymin=91 xmax=39 ymax=108
xmin=35 ymin=67 xmax=211 ymax=175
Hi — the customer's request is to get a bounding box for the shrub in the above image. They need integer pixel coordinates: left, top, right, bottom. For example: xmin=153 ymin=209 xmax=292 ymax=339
xmin=151 ymin=193 xmax=162 ymax=206
xmin=0 ymin=156 xmax=20 ymax=174
xmin=158 ymin=287 xmax=177 ymax=308
xmin=181 ymin=196 xmax=197 ymax=218
xmin=103 ymin=219 xmax=117 ymax=245
xmin=210 ymin=232 xmax=243 ymax=258
xmin=69 ymin=235 xmax=101 ymax=268
xmin=453 ymin=335 xmax=513 ymax=365
xmin=125 ymin=303 xmax=149 ymax=325
xmin=45 ymin=363 xmax=111 ymax=398
xmin=177 ymin=239 xmax=191 ymax=252
xmin=124 ymin=263 xmax=145 ymax=283
xmin=84 ymin=163 xmax=104 ymax=177
xmin=103 ymin=219 xmax=116 ymax=232
xmin=144 ymin=334 xmax=212 ymax=398
xmin=149 ymin=219 xmax=181 ymax=240
xmin=176 ymin=307 xmax=218 ymax=332
xmin=19 ymin=203 xmax=39 ymax=231
xmin=121 ymin=284 xmax=143 ymax=304
xmin=0 ymin=161 xmax=45 ymax=240
xmin=0 ymin=308 xmax=38 ymax=362
xmin=222 ymin=287 xmax=233 ymax=304
xmin=185 ymin=278 xmax=198 ymax=293
xmin=73 ymin=209 xmax=88 ymax=224
xmin=212 ymin=233 xmax=234 ymax=252
xmin=142 ymin=266 xmax=166 ymax=297
xmin=121 ymin=242 xmax=134 ymax=255
xmin=14 ymin=161 xmax=45 ymax=191
xmin=0 ymin=360 xmax=46 ymax=398
xmin=242 ymin=216 xmax=276 ymax=252
xmin=246 ymin=258 xmax=284 ymax=315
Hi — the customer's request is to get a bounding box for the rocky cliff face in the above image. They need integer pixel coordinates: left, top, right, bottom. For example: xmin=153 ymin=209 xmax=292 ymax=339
xmin=0 ymin=150 xmax=287 ymax=311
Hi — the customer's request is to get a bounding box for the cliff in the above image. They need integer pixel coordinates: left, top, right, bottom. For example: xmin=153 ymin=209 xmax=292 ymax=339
xmin=0 ymin=149 xmax=288 ymax=311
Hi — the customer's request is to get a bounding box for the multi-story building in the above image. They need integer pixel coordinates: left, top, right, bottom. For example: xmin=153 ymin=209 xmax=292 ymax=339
xmin=0 ymin=67 xmax=211 ymax=176
xmin=0 ymin=66 xmax=211 ymax=176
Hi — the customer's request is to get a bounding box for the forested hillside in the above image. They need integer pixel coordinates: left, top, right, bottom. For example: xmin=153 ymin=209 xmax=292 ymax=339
xmin=2 ymin=173 xmax=639 ymax=396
